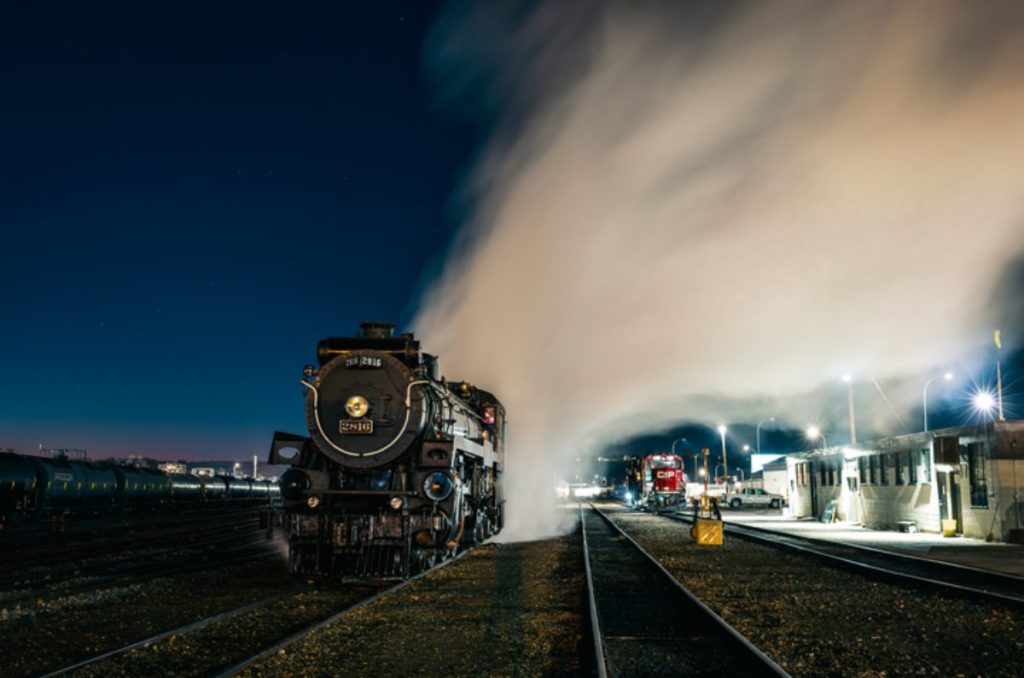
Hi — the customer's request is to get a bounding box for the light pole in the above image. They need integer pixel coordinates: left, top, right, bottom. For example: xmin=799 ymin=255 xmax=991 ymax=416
xmin=843 ymin=374 xmax=857 ymax=445
xmin=717 ymin=424 xmax=728 ymax=483
xmin=922 ymin=372 xmax=953 ymax=432
xmin=756 ymin=417 xmax=775 ymax=454
xmin=692 ymin=452 xmax=700 ymax=481
xmin=671 ymin=437 xmax=688 ymax=456
xmin=713 ymin=463 xmax=725 ymax=482
xmin=736 ymin=467 xmax=745 ymax=481
xmin=806 ymin=426 xmax=827 ymax=452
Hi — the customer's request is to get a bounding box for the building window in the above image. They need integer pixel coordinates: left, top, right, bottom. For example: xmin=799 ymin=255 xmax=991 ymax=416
xmin=919 ymin=448 xmax=931 ymax=484
xmin=907 ymin=450 xmax=917 ymax=484
xmin=859 ymin=457 xmax=867 ymax=484
xmin=868 ymin=456 xmax=877 ymax=485
xmin=894 ymin=452 xmax=905 ymax=486
xmin=968 ymin=442 xmax=988 ymax=508
xmin=879 ymin=453 xmax=888 ymax=485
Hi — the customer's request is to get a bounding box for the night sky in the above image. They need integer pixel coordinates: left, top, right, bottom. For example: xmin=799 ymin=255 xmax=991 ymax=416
xmin=3 ymin=2 xmax=1022 ymax=468
xmin=1 ymin=1 xmax=473 ymax=460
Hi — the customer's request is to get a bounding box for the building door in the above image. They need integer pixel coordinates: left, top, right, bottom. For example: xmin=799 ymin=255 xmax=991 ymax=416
xmin=936 ymin=470 xmax=963 ymax=534
xmin=937 ymin=471 xmax=949 ymax=522
xmin=950 ymin=472 xmax=963 ymax=533
xmin=809 ymin=461 xmax=819 ymax=516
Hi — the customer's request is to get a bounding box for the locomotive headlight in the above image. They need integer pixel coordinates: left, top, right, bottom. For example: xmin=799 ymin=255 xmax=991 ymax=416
xmin=389 ymin=496 xmax=405 ymax=510
xmin=423 ymin=472 xmax=454 ymax=502
xmin=307 ymin=496 xmax=321 ymax=509
xmin=345 ymin=395 xmax=370 ymax=418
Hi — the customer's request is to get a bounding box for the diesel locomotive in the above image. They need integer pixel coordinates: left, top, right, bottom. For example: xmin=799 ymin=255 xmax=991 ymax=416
xmin=268 ymin=322 xmax=505 ymax=579
xmin=0 ymin=451 xmax=278 ymax=526
xmin=626 ymin=453 xmax=687 ymax=512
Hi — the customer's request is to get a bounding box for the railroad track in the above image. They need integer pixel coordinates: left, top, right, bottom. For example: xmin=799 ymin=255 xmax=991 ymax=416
xmin=1 ymin=507 xmax=268 ymax=572
xmin=0 ymin=519 xmax=267 ymax=592
xmin=0 ymin=531 xmax=279 ymax=609
xmin=214 ymin=546 xmax=480 ymax=677
xmin=32 ymin=583 xmax=386 ymax=678
xmin=666 ymin=511 xmax=1024 ymax=608
xmin=581 ymin=503 xmax=787 ymax=677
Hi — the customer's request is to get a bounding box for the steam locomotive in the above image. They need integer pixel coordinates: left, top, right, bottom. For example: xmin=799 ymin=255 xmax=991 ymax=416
xmin=0 ymin=451 xmax=278 ymax=525
xmin=268 ymin=322 xmax=505 ymax=579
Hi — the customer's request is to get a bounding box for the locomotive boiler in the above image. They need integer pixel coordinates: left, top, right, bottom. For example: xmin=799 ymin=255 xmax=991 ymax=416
xmin=268 ymin=322 xmax=505 ymax=579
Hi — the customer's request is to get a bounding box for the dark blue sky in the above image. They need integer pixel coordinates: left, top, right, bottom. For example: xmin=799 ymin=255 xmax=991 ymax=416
xmin=1 ymin=1 xmax=476 ymax=460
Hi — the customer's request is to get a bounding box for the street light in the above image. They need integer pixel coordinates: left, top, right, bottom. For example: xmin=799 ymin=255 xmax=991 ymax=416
xmin=713 ymin=463 xmax=725 ymax=482
xmin=922 ymin=372 xmax=953 ymax=432
xmin=717 ymin=424 xmax=728 ymax=484
xmin=692 ymin=452 xmax=700 ymax=481
xmin=756 ymin=417 xmax=775 ymax=454
xmin=972 ymin=390 xmax=997 ymax=418
xmin=843 ymin=374 xmax=857 ymax=445
xmin=736 ymin=467 xmax=745 ymax=481
xmin=671 ymin=437 xmax=688 ymax=456
xmin=806 ymin=426 xmax=827 ymax=452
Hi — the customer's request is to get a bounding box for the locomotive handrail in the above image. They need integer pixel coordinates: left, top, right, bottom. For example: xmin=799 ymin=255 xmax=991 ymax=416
xmin=301 ymin=379 xmax=430 ymax=458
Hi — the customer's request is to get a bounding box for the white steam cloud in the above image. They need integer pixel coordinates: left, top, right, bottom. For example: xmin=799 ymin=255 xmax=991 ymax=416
xmin=415 ymin=1 xmax=1024 ymax=540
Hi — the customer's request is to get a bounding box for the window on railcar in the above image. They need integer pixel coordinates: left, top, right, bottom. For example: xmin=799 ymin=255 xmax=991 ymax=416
xmin=879 ymin=453 xmax=889 ymax=485
xmin=906 ymin=450 xmax=917 ymax=484
xmin=868 ymin=455 xmax=877 ymax=485
xmin=967 ymin=442 xmax=988 ymax=507
xmin=858 ymin=457 xmax=867 ymax=484
xmin=894 ymin=452 xmax=905 ymax=485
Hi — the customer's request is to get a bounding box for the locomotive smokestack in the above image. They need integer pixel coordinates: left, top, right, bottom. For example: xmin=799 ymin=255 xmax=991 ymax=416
xmin=359 ymin=321 xmax=395 ymax=339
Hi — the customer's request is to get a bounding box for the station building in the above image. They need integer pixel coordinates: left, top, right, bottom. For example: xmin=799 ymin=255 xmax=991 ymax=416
xmin=784 ymin=420 xmax=1024 ymax=543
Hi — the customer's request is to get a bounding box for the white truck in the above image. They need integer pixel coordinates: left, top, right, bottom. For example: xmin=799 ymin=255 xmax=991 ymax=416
xmin=724 ymin=487 xmax=784 ymax=509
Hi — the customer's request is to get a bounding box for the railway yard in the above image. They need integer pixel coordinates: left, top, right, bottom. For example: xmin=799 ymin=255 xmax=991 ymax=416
xmin=3 ymin=503 xmax=1023 ymax=677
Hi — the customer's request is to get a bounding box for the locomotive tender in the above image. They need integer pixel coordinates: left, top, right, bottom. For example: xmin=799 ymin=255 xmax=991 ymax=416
xmin=268 ymin=322 xmax=505 ymax=579
xmin=0 ymin=451 xmax=278 ymax=525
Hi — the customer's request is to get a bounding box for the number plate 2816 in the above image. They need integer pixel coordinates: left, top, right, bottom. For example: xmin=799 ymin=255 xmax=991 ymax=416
xmin=339 ymin=419 xmax=373 ymax=434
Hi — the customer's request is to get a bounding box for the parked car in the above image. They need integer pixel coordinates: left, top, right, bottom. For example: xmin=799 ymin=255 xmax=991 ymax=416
xmin=725 ymin=487 xmax=784 ymax=509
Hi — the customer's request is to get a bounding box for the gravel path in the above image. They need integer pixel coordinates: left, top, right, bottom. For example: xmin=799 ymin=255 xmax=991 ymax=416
xmin=605 ymin=506 xmax=1024 ymax=677
xmin=241 ymin=535 xmax=585 ymax=677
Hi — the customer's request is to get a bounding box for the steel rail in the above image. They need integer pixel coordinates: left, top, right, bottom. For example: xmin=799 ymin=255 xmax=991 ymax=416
xmin=211 ymin=540 xmax=489 ymax=678
xmin=666 ymin=512 xmax=1024 ymax=609
xmin=588 ymin=504 xmax=788 ymax=677
xmin=578 ymin=503 xmax=608 ymax=678
xmin=1 ymin=524 xmax=269 ymax=592
xmin=36 ymin=591 xmax=298 ymax=677
xmin=1 ymin=540 xmax=281 ymax=610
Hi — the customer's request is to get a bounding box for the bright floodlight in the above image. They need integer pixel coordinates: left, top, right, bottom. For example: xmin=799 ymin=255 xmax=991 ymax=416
xmin=944 ymin=372 xmax=953 ymax=381
xmin=717 ymin=424 xmax=727 ymax=434
xmin=806 ymin=426 xmax=821 ymax=440
xmin=842 ymin=373 xmax=852 ymax=383
xmin=972 ymin=390 xmax=996 ymax=415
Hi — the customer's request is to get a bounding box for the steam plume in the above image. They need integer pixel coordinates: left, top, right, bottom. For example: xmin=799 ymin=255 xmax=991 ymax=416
xmin=416 ymin=1 xmax=1024 ymax=540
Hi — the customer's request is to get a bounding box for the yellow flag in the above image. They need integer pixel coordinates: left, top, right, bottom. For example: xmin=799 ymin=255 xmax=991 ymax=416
xmin=994 ymin=329 xmax=1002 ymax=350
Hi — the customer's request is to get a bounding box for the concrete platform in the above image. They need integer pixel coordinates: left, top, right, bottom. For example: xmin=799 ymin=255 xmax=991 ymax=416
xmin=723 ymin=509 xmax=1024 ymax=578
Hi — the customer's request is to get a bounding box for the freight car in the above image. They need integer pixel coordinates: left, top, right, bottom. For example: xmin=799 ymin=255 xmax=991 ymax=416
xmin=0 ymin=451 xmax=279 ymax=525
xmin=268 ymin=322 xmax=505 ymax=579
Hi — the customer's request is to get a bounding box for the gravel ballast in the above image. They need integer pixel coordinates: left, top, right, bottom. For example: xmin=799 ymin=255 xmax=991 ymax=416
xmin=605 ymin=506 xmax=1024 ymax=677
xmin=242 ymin=534 xmax=585 ymax=677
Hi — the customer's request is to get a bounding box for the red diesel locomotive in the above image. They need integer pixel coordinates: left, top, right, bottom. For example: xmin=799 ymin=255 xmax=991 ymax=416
xmin=630 ymin=453 xmax=686 ymax=512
